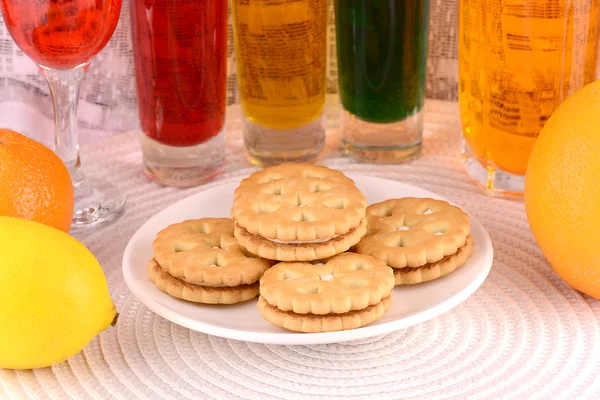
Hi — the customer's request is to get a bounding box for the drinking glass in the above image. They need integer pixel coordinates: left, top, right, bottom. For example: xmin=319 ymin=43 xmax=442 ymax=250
xmin=459 ymin=0 xmax=599 ymax=196
xmin=0 ymin=0 xmax=125 ymax=232
xmin=335 ymin=0 xmax=430 ymax=163
xmin=231 ymin=0 xmax=328 ymax=166
xmin=130 ymin=0 xmax=227 ymax=187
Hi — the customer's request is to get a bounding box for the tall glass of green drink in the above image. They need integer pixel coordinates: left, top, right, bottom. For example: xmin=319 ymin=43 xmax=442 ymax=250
xmin=335 ymin=0 xmax=430 ymax=163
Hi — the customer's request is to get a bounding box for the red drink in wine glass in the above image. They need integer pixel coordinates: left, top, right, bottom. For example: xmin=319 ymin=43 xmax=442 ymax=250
xmin=130 ymin=0 xmax=227 ymax=186
xmin=1 ymin=0 xmax=125 ymax=232
xmin=1 ymin=0 xmax=121 ymax=69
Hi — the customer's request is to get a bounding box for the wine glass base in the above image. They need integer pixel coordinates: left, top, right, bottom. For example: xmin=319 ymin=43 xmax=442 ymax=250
xmin=70 ymin=177 xmax=126 ymax=234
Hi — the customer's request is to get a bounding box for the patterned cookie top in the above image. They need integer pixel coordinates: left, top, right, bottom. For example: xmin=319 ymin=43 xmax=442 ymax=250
xmin=152 ymin=218 xmax=273 ymax=287
xmin=231 ymin=163 xmax=366 ymax=241
xmin=355 ymin=198 xmax=471 ymax=268
xmin=259 ymin=252 xmax=394 ymax=315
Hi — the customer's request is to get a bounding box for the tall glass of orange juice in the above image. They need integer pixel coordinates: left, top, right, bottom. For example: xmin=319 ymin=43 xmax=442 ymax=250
xmin=458 ymin=0 xmax=600 ymax=196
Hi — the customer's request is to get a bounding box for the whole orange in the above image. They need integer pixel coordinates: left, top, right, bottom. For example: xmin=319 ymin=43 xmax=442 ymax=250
xmin=525 ymin=79 xmax=600 ymax=300
xmin=0 ymin=129 xmax=74 ymax=232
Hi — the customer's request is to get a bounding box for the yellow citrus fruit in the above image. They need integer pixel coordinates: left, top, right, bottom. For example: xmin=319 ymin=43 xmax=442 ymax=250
xmin=0 ymin=216 xmax=117 ymax=369
xmin=525 ymin=79 xmax=600 ymax=300
xmin=0 ymin=129 xmax=74 ymax=232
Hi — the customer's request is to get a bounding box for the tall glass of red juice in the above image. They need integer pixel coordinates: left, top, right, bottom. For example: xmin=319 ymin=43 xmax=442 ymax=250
xmin=130 ymin=0 xmax=227 ymax=187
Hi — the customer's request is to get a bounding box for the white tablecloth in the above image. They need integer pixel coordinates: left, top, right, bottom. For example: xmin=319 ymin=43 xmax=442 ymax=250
xmin=2 ymin=100 xmax=599 ymax=400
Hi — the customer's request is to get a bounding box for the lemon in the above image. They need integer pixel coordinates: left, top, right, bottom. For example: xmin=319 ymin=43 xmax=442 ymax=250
xmin=0 ymin=216 xmax=117 ymax=369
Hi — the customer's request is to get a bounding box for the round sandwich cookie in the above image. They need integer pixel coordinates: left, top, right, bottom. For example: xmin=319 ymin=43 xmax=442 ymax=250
xmin=150 ymin=218 xmax=273 ymax=304
xmin=257 ymin=252 xmax=395 ymax=333
xmin=355 ymin=197 xmax=473 ymax=285
xmin=231 ymin=163 xmax=368 ymax=261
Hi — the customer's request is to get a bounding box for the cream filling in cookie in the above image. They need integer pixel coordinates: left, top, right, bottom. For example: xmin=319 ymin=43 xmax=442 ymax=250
xmin=393 ymin=236 xmax=472 ymax=272
xmin=179 ymin=279 xmax=229 ymax=288
xmin=262 ymin=295 xmax=392 ymax=317
xmin=153 ymin=259 xmax=251 ymax=288
xmin=266 ymin=235 xmax=339 ymax=245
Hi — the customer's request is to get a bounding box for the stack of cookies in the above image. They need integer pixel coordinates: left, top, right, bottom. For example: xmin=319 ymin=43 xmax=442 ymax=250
xmin=230 ymin=164 xmax=395 ymax=332
xmin=355 ymin=197 xmax=473 ymax=285
xmin=257 ymin=253 xmax=394 ymax=332
xmin=149 ymin=218 xmax=272 ymax=304
xmin=230 ymin=163 xmax=368 ymax=261
xmin=147 ymin=163 xmax=474 ymax=333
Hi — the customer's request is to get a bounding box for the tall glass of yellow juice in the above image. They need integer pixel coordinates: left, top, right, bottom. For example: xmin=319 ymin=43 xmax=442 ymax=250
xmin=232 ymin=0 xmax=327 ymax=166
xmin=459 ymin=0 xmax=599 ymax=196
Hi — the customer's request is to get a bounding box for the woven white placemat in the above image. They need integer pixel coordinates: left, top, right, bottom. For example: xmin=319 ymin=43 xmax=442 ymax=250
xmin=1 ymin=101 xmax=599 ymax=400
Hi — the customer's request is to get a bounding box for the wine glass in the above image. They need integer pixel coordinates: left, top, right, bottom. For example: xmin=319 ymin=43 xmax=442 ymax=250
xmin=0 ymin=0 xmax=125 ymax=232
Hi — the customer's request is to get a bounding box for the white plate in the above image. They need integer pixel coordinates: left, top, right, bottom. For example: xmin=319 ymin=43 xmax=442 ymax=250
xmin=122 ymin=175 xmax=493 ymax=345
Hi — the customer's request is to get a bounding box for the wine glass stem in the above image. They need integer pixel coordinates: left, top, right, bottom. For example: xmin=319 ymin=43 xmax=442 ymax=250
xmin=40 ymin=65 xmax=87 ymax=188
